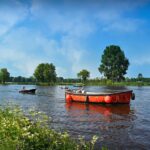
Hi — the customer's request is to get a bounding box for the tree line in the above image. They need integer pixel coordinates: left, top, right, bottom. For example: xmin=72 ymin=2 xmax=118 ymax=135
xmin=0 ymin=45 xmax=147 ymax=84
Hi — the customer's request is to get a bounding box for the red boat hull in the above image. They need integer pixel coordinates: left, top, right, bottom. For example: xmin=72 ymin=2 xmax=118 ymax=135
xmin=65 ymin=90 xmax=134 ymax=104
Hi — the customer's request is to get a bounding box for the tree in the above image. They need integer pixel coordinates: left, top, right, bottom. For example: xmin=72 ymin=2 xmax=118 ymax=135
xmin=0 ymin=68 xmax=10 ymax=83
xmin=98 ymin=45 xmax=129 ymax=81
xmin=77 ymin=69 xmax=90 ymax=82
xmin=34 ymin=63 xmax=57 ymax=82
xmin=43 ymin=63 xmax=57 ymax=82
xmin=34 ymin=63 xmax=45 ymax=82
xmin=57 ymin=77 xmax=64 ymax=82
xmin=137 ymin=73 xmax=143 ymax=81
xmin=28 ymin=76 xmax=36 ymax=82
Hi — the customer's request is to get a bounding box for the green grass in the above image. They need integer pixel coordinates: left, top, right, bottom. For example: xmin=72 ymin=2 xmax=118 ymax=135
xmin=4 ymin=80 xmax=150 ymax=86
xmin=0 ymin=105 xmax=105 ymax=150
xmin=81 ymin=81 xmax=150 ymax=86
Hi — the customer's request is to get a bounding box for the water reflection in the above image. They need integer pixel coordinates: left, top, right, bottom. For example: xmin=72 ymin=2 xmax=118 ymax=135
xmin=65 ymin=102 xmax=135 ymax=126
xmin=66 ymin=102 xmax=131 ymax=116
xmin=65 ymin=102 xmax=136 ymax=149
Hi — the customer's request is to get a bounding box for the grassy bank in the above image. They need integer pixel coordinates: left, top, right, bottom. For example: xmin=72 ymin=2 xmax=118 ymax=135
xmin=84 ymin=81 xmax=149 ymax=86
xmin=4 ymin=80 xmax=149 ymax=86
xmin=0 ymin=105 xmax=106 ymax=150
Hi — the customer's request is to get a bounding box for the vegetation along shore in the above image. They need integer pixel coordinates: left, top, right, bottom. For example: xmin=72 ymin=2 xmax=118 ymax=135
xmin=0 ymin=104 xmax=108 ymax=150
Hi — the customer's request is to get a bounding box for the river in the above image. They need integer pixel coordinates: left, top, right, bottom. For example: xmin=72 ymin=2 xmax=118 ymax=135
xmin=0 ymin=85 xmax=149 ymax=150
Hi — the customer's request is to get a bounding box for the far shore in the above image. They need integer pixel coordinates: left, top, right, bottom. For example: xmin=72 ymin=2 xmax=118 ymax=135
xmin=1 ymin=81 xmax=149 ymax=86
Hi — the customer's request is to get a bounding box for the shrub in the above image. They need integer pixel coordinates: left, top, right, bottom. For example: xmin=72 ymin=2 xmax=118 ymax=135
xmin=0 ymin=105 xmax=99 ymax=150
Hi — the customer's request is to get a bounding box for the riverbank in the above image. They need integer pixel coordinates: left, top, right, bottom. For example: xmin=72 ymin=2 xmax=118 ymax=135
xmin=59 ymin=81 xmax=150 ymax=86
xmin=0 ymin=105 xmax=103 ymax=150
xmin=2 ymin=80 xmax=150 ymax=86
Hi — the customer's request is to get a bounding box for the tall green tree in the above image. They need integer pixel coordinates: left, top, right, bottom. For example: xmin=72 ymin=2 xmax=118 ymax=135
xmin=77 ymin=69 xmax=90 ymax=82
xmin=34 ymin=63 xmax=57 ymax=82
xmin=0 ymin=68 xmax=10 ymax=83
xmin=43 ymin=63 xmax=57 ymax=82
xmin=34 ymin=63 xmax=45 ymax=82
xmin=98 ymin=45 xmax=129 ymax=81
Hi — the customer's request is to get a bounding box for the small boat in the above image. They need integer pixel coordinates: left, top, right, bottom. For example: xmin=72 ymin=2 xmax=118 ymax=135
xmin=19 ymin=89 xmax=36 ymax=94
xmin=65 ymin=90 xmax=135 ymax=104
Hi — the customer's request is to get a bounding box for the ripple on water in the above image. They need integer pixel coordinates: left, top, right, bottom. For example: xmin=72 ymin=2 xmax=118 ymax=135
xmin=0 ymin=85 xmax=150 ymax=149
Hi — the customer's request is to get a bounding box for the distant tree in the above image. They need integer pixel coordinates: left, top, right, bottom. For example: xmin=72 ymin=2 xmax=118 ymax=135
xmin=77 ymin=69 xmax=90 ymax=82
xmin=125 ymin=77 xmax=130 ymax=82
xmin=63 ymin=78 xmax=81 ymax=83
xmin=34 ymin=63 xmax=57 ymax=82
xmin=43 ymin=63 xmax=57 ymax=82
xmin=57 ymin=77 xmax=64 ymax=82
xmin=8 ymin=76 xmax=14 ymax=82
xmin=8 ymin=76 xmax=36 ymax=83
xmin=34 ymin=63 xmax=45 ymax=82
xmin=0 ymin=68 xmax=10 ymax=83
xmin=98 ymin=45 xmax=129 ymax=81
xmin=28 ymin=76 xmax=36 ymax=82
xmin=15 ymin=76 xmax=25 ymax=82
xmin=137 ymin=73 xmax=143 ymax=81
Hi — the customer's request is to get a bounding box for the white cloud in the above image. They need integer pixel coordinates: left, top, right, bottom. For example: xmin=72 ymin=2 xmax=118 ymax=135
xmin=94 ymin=0 xmax=148 ymax=32
xmin=0 ymin=27 xmax=58 ymax=76
xmin=0 ymin=0 xmax=28 ymax=36
xmin=0 ymin=0 xmax=149 ymax=78
xmin=0 ymin=46 xmax=46 ymax=76
xmin=102 ymin=18 xmax=144 ymax=32
xmin=31 ymin=1 xmax=95 ymax=37
xmin=30 ymin=0 xmax=97 ymax=77
xmin=0 ymin=25 xmax=87 ymax=77
xmin=31 ymin=0 xmax=148 ymax=34
xmin=56 ymin=66 xmax=68 ymax=77
xmin=29 ymin=0 xmax=150 ymax=77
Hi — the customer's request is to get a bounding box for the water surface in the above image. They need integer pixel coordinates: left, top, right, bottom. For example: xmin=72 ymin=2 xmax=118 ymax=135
xmin=0 ymin=85 xmax=149 ymax=150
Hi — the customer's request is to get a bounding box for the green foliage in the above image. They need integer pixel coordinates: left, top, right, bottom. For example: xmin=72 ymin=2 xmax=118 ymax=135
xmin=9 ymin=76 xmax=36 ymax=83
xmin=56 ymin=77 xmax=64 ymax=83
xmin=98 ymin=45 xmax=129 ymax=82
xmin=0 ymin=68 xmax=10 ymax=83
xmin=77 ymin=69 xmax=90 ymax=82
xmin=85 ymin=79 xmax=150 ymax=86
xmin=34 ymin=63 xmax=57 ymax=83
xmin=0 ymin=105 xmax=101 ymax=150
xmin=36 ymin=82 xmax=56 ymax=86
xmin=137 ymin=73 xmax=143 ymax=81
xmin=106 ymin=80 xmax=113 ymax=85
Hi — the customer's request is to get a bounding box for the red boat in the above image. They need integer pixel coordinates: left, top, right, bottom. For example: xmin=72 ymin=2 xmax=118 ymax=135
xmin=65 ymin=90 xmax=135 ymax=104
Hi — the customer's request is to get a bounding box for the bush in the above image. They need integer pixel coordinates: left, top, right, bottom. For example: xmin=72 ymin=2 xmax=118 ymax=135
xmin=0 ymin=105 xmax=100 ymax=150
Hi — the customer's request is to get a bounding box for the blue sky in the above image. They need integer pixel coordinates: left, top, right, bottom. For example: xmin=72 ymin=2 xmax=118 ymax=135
xmin=0 ymin=0 xmax=150 ymax=78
